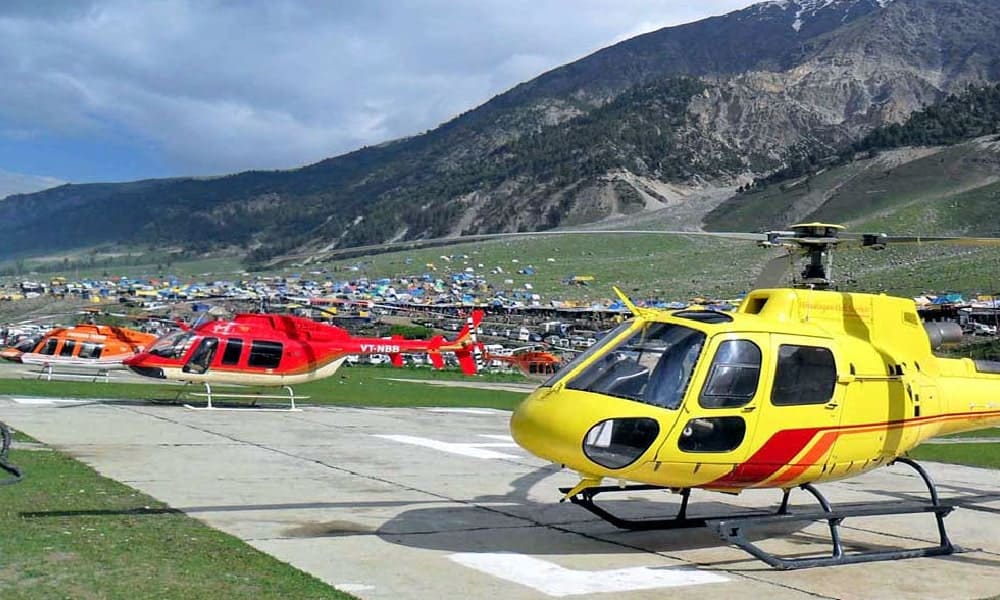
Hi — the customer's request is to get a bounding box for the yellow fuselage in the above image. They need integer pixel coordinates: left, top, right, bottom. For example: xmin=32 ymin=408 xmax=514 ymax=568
xmin=511 ymin=289 xmax=1000 ymax=491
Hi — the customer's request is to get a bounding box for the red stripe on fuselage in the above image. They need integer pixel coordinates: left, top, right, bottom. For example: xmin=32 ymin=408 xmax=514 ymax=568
xmin=706 ymin=408 xmax=1000 ymax=489
xmin=767 ymin=431 xmax=838 ymax=487
xmin=708 ymin=428 xmax=820 ymax=487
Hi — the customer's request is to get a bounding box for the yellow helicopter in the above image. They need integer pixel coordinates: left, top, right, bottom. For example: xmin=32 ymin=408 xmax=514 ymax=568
xmin=507 ymin=223 xmax=1000 ymax=569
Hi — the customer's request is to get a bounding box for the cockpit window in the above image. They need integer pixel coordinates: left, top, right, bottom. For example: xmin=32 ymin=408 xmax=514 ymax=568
xmin=541 ymin=321 xmax=634 ymax=388
xmin=699 ymin=340 xmax=762 ymax=408
xmin=38 ymin=338 xmax=59 ymax=355
xmin=148 ymin=331 xmax=196 ymax=359
xmin=566 ymin=323 xmax=705 ymax=409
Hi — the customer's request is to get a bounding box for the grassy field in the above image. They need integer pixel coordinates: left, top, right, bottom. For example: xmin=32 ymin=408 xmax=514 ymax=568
xmin=909 ymin=443 xmax=1000 ymax=469
xmin=1 ymin=251 xmax=247 ymax=282
xmin=311 ymin=230 xmax=1000 ymax=300
xmin=319 ymin=232 xmax=766 ymax=301
xmin=0 ymin=444 xmax=353 ymax=600
xmin=4 ymin=218 xmax=1000 ymax=308
xmin=2 ymin=232 xmax=769 ymax=304
xmin=906 ymin=428 xmax=1000 ymax=469
xmin=15 ymin=226 xmax=1000 ymax=307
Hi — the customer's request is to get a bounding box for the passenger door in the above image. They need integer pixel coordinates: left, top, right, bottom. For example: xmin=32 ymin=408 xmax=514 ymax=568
xmin=660 ymin=333 xmax=768 ymax=468
xmin=751 ymin=334 xmax=844 ymax=487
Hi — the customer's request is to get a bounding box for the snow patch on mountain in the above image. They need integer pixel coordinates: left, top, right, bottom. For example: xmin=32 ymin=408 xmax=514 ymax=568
xmin=756 ymin=0 xmax=895 ymax=32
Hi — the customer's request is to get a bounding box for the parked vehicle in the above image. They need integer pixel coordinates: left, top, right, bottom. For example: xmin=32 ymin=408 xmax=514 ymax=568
xmin=973 ymin=322 xmax=997 ymax=336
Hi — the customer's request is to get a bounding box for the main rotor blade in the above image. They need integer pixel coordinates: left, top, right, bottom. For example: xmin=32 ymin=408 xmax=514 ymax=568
xmin=754 ymin=252 xmax=795 ymax=289
xmin=840 ymin=233 xmax=1000 ymax=246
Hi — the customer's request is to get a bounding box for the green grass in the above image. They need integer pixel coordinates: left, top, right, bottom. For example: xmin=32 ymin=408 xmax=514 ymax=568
xmin=908 ymin=443 xmax=1000 ymax=469
xmin=2 ymin=251 xmax=247 ymax=282
xmin=837 ymin=243 xmax=1000 ymax=297
xmin=0 ymin=447 xmax=352 ymax=600
xmin=939 ymin=428 xmax=1000 ymax=438
xmin=0 ymin=365 xmax=529 ymax=410
xmin=814 ymin=144 xmax=994 ymax=227
xmin=908 ymin=428 xmax=1000 ymax=468
xmin=321 ymin=233 xmax=763 ymax=301
xmin=704 ymin=140 xmax=1000 ymax=298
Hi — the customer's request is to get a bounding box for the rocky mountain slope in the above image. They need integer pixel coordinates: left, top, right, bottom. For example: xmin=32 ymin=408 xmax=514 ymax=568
xmin=2 ymin=0 xmax=999 ymax=265
xmin=706 ymin=80 xmax=1000 ymax=233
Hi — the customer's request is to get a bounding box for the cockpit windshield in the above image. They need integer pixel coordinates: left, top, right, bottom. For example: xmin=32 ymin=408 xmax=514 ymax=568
xmin=541 ymin=321 xmax=634 ymax=389
xmin=148 ymin=331 xmax=196 ymax=360
xmin=566 ymin=323 xmax=705 ymax=409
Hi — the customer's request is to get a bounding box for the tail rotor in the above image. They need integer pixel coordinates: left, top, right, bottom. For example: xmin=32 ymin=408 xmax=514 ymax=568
xmin=451 ymin=310 xmax=485 ymax=375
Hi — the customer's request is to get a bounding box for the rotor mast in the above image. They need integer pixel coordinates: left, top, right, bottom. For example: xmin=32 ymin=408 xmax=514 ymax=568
xmin=762 ymin=223 xmax=845 ymax=290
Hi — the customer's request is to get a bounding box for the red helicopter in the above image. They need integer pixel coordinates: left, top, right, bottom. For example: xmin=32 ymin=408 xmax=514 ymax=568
xmin=123 ymin=309 xmax=485 ymax=386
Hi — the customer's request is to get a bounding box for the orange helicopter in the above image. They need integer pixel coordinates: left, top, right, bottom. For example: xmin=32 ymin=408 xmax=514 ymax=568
xmin=484 ymin=345 xmax=564 ymax=376
xmin=502 ymin=223 xmax=1000 ymax=569
xmin=1 ymin=322 xmax=159 ymax=370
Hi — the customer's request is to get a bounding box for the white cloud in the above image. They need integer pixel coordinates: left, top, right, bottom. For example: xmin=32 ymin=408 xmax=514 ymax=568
xmin=0 ymin=0 xmax=754 ymax=178
xmin=0 ymin=168 xmax=64 ymax=199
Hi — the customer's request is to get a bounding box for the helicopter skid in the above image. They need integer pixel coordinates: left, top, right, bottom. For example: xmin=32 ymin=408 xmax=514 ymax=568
xmin=180 ymin=383 xmax=306 ymax=411
xmin=561 ymin=457 xmax=960 ymax=569
xmin=560 ymin=483 xmax=791 ymax=531
xmin=711 ymin=495 xmax=957 ymax=569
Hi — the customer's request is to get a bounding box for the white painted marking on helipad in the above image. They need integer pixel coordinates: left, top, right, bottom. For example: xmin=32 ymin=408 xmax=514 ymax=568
xmin=448 ymin=552 xmax=727 ymax=596
xmin=374 ymin=434 xmax=520 ymax=459
xmin=479 ymin=434 xmax=516 ymax=442
xmin=8 ymin=397 xmax=89 ymax=405
xmin=424 ymin=408 xmax=503 ymax=415
xmin=337 ymin=583 xmax=375 ymax=593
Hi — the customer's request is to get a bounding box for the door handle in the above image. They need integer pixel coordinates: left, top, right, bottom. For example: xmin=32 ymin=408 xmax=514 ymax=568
xmin=742 ymin=406 xmax=756 ymax=413
xmin=825 ymin=402 xmax=838 ymax=410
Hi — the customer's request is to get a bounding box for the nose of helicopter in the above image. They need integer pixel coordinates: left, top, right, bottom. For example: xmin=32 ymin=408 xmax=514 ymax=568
xmin=0 ymin=348 xmax=24 ymax=363
xmin=512 ymin=387 xmax=666 ymax=475
xmin=122 ymin=352 xmax=166 ymax=379
xmin=510 ymin=388 xmax=581 ymax=466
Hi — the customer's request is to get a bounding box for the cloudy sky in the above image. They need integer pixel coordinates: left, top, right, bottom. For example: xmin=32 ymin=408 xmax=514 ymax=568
xmin=0 ymin=0 xmax=754 ymax=192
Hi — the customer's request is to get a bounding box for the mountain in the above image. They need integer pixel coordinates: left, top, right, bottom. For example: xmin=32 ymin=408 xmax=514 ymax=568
xmin=705 ymin=81 xmax=1000 ymax=233
xmin=3 ymin=0 xmax=1000 ymax=265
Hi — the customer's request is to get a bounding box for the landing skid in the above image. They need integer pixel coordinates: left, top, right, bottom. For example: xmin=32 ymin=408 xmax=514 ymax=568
xmin=558 ymin=484 xmax=794 ymax=531
xmin=178 ymin=383 xmax=306 ymax=411
xmin=560 ymin=458 xmax=957 ymax=569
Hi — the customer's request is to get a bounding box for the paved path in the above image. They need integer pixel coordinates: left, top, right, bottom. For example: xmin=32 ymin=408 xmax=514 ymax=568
xmin=3 ymin=397 xmax=1000 ymax=600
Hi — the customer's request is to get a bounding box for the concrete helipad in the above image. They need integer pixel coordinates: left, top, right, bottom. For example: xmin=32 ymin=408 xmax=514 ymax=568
xmin=3 ymin=396 xmax=1000 ymax=599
